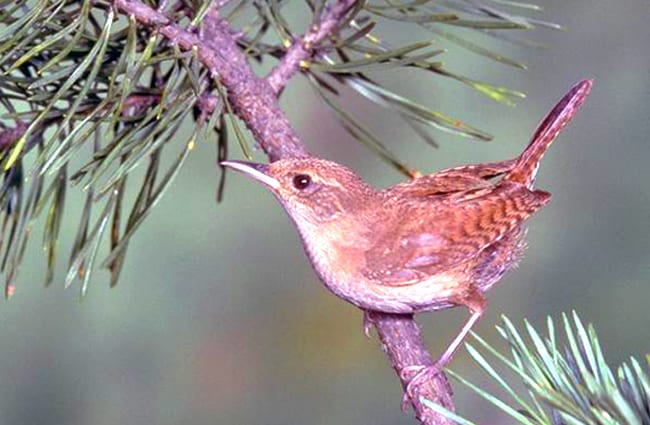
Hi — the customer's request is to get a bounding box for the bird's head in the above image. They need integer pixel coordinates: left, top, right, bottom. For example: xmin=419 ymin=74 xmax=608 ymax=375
xmin=221 ymin=157 xmax=378 ymax=227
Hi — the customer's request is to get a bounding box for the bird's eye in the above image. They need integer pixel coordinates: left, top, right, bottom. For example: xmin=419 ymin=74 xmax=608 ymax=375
xmin=292 ymin=174 xmax=312 ymax=190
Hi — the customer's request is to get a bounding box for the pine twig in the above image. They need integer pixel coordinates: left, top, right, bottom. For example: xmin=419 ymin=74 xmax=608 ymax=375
xmin=114 ymin=0 xmax=307 ymax=161
xmin=367 ymin=311 xmax=455 ymax=424
xmin=264 ymin=4 xmax=456 ymax=421
xmin=266 ymin=0 xmax=357 ymax=94
xmin=0 ymin=121 xmax=28 ymax=149
xmin=112 ymin=1 xmax=455 ymax=423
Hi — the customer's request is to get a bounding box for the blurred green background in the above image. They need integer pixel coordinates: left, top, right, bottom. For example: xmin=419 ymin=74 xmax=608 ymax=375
xmin=2 ymin=1 xmax=649 ymax=424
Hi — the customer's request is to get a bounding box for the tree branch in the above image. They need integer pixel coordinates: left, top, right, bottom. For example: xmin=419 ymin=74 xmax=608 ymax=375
xmin=0 ymin=121 xmax=28 ymax=149
xmin=367 ymin=312 xmax=455 ymax=423
xmin=266 ymin=0 xmax=357 ymax=94
xmin=115 ymin=0 xmax=308 ymax=161
xmin=112 ymin=1 xmax=454 ymax=423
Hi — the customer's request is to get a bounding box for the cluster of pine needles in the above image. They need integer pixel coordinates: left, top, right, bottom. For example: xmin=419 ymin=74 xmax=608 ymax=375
xmin=429 ymin=313 xmax=650 ymax=425
xmin=0 ymin=0 xmax=556 ymax=294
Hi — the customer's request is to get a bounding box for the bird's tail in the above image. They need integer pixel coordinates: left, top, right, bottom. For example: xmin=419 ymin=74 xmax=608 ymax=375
xmin=504 ymin=79 xmax=593 ymax=189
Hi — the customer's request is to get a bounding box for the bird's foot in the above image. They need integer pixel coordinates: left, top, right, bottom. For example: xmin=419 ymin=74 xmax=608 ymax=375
xmin=399 ymin=363 xmax=444 ymax=411
xmin=362 ymin=310 xmax=375 ymax=337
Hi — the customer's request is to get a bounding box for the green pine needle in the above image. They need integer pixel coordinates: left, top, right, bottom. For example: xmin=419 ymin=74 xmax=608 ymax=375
xmin=424 ymin=312 xmax=650 ymax=425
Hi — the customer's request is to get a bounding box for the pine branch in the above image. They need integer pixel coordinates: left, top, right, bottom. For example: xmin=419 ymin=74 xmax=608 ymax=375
xmin=368 ymin=311 xmax=456 ymax=423
xmin=113 ymin=1 xmax=454 ymax=423
xmin=114 ymin=0 xmax=307 ymax=161
xmin=426 ymin=312 xmax=650 ymax=425
xmin=0 ymin=120 xmax=27 ymax=149
xmin=0 ymin=1 xmax=562 ymax=423
xmin=266 ymin=0 xmax=357 ymax=93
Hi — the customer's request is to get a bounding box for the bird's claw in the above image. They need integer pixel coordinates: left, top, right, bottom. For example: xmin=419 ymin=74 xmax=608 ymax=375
xmin=399 ymin=363 xmax=444 ymax=411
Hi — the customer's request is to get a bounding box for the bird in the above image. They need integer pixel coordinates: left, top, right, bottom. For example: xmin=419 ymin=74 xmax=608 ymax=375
xmin=222 ymin=79 xmax=592 ymax=379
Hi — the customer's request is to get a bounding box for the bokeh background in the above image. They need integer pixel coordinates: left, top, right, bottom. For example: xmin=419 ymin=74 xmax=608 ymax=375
xmin=1 ymin=1 xmax=649 ymax=424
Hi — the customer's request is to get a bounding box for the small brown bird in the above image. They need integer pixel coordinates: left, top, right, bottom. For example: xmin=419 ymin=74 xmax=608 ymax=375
xmin=223 ymin=80 xmax=592 ymax=371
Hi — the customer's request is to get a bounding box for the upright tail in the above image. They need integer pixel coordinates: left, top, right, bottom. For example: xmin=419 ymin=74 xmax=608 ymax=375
xmin=504 ymin=79 xmax=593 ymax=189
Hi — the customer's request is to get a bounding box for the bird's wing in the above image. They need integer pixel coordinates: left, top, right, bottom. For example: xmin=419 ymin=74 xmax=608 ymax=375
xmin=390 ymin=159 xmax=516 ymax=196
xmin=362 ymin=182 xmax=550 ymax=286
xmin=435 ymin=159 xmax=516 ymax=180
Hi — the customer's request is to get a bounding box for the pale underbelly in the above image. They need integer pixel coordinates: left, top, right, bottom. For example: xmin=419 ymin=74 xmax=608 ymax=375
xmin=321 ymin=272 xmax=462 ymax=314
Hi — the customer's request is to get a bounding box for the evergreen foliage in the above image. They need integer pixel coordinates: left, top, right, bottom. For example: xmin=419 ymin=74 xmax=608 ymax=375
xmin=2 ymin=2 xmax=646 ymax=425
xmin=0 ymin=0 xmax=554 ymax=294
xmin=426 ymin=313 xmax=650 ymax=425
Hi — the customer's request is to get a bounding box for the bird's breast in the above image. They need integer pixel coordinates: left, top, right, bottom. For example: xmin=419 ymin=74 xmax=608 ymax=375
xmin=301 ymin=233 xmax=468 ymax=313
xmin=292 ymin=212 xmax=483 ymax=314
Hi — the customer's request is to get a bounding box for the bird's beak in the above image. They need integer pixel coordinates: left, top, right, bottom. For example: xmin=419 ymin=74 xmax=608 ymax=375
xmin=220 ymin=160 xmax=280 ymax=190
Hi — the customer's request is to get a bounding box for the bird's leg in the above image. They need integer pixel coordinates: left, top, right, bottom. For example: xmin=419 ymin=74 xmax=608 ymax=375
xmin=401 ymin=290 xmax=486 ymax=409
xmin=438 ymin=308 xmax=484 ymax=366
xmin=439 ymin=288 xmax=486 ymax=366
xmin=362 ymin=310 xmax=375 ymax=337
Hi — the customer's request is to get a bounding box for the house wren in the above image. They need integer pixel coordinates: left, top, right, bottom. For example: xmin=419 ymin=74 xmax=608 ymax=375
xmin=223 ymin=79 xmax=592 ymax=370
